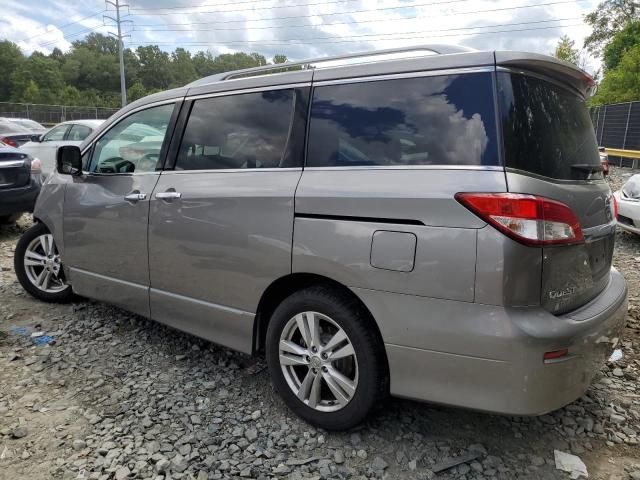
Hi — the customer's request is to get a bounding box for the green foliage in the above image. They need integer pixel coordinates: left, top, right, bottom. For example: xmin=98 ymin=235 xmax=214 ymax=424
xmin=603 ymin=21 xmax=640 ymax=70
xmin=127 ymin=81 xmax=147 ymax=102
xmin=0 ymin=40 xmax=24 ymax=101
xmin=592 ymin=44 xmax=640 ymax=104
xmin=553 ymin=35 xmax=581 ymax=65
xmin=584 ymin=0 xmax=639 ymax=56
xmin=273 ymin=54 xmax=288 ymax=64
xmin=0 ymin=35 xmax=288 ymax=107
xmin=136 ymin=45 xmax=174 ymax=90
xmin=10 ymin=52 xmax=65 ymax=103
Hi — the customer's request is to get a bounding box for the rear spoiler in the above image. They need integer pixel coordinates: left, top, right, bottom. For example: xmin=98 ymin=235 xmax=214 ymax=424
xmin=494 ymin=51 xmax=597 ymax=99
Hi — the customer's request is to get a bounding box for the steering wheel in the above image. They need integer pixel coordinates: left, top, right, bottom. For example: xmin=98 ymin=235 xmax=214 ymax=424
xmin=97 ymin=157 xmax=136 ymax=174
xmin=138 ymin=152 xmax=160 ymax=172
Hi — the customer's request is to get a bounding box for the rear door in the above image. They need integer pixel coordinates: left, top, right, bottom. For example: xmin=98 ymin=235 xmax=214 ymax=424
xmin=497 ymin=71 xmax=616 ymax=314
xmin=148 ymin=86 xmax=309 ymax=353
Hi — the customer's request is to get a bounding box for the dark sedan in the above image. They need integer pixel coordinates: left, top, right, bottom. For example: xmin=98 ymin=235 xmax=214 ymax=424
xmin=0 ymin=141 xmax=43 ymax=223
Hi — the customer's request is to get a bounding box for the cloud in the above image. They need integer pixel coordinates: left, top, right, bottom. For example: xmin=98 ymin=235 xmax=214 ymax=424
xmin=0 ymin=0 xmax=600 ymax=72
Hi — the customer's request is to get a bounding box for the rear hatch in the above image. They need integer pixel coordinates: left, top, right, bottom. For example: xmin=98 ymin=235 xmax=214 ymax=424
xmin=496 ymin=69 xmax=615 ymax=315
xmin=0 ymin=150 xmax=31 ymax=189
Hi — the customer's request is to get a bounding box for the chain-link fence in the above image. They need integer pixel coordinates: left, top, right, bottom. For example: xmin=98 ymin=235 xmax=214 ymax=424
xmin=0 ymin=102 xmax=119 ymax=126
xmin=591 ymin=101 xmax=640 ymax=168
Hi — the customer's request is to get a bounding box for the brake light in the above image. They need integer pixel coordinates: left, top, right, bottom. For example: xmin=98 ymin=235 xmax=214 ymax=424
xmin=1 ymin=137 xmax=17 ymax=147
xmin=455 ymin=193 xmax=584 ymax=246
xmin=612 ymin=195 xmax=618 ymax=219
xmin=30 ymin=157 xmax=42 ymax=174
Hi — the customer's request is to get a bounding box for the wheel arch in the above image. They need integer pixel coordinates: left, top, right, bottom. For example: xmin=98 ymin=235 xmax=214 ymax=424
xmin=253 ymin=273 xmax=388 ymax=364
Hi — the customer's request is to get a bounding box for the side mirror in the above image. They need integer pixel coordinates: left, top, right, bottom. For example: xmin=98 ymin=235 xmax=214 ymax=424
xmin=57 ymin=145 xmax=83 ymax=176
xmin=32 ymin=134 xmax=43 ymax=143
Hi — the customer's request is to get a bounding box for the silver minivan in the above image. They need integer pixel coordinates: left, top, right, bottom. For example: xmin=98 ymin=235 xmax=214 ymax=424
xmin=14 ymin=46 xmax=628 ymax=430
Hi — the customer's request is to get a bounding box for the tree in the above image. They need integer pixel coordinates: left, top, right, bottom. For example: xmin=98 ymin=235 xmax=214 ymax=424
xmin=603 ymin=20 xmax=640 ymax=70
xmin=584 ymin=0 xmax=640 ymax=56
xmin=0 ymin=40 xmax=24 ymax=101
xmin=192 ymin=51 xmax=216 ymax=78
xmin=136 ymin=45 xmax=174 ymax=90
xmin=74 ymin=33 xmax=119 ymax=56
xmin=10 ymin=52 xmax=65 ymax=103
xmin=553 ymin=35 xmax=581 ymax=65
xmin=170 ymin=48 xmax=198 ymax=87
xmin=211 ymin=52 xmax=267 ymax=74
xmin=0 ymin=38 xmax=298 ymax=108
xmin=592 ymin=44 xmax=640 ymax=104
xmin=127 ymin=81 xmax=147 ymax=102
xmin=21 ymin=80 xmax=40 ymax=104
xmin=273 ymin=54 xmax=288 ymax=64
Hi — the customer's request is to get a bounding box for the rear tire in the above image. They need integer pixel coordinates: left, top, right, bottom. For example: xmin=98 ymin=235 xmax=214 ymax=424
xmin=14 ymin=223 xmax=73 ymax=303
xmin=266 ymin=286 xmax=387 ymax=430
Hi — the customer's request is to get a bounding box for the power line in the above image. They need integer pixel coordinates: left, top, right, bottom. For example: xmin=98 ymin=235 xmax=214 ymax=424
xmin=17 ymin=10 xmax=106 ymax=43
xmin=129 ymin=0 xmax=471 ymax=15
xmin=34 ymin=24 xmax=114 ymax=49
xmin=129 ymin=0 xmax=362 ymax=11
xmin=128 ymin=22 xmax=586 ymax=47
xmin=133 ymin=16 xmax=580 ymax=37
xmin=128 ymin=0 xmax=588 ymax=24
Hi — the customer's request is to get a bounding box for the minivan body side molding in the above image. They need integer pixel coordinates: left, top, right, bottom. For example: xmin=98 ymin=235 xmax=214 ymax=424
xmin=295 ymin=213 xmax=424 ymax=226
xmin=69 ymin=267 xmax=150 ymax=318
xmin=150 ymin=288 xmax=255 ymax=354
xmin=303 ymin=165 xmax=505 ymax=172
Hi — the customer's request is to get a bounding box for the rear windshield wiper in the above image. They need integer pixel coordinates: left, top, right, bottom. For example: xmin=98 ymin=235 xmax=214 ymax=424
xmin=570 ymin=163 xmax=603 ymax=174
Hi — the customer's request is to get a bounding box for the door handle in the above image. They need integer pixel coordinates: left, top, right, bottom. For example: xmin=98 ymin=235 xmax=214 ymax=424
xmin=124 ymin=192 xmax=146 ymax=201
xmin=155 ymin=191 xmax=182 ymax=200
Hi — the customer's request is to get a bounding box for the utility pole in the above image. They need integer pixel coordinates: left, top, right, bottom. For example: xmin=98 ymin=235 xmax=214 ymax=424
xmin=105 ymin=0 xmax=130 ymax=107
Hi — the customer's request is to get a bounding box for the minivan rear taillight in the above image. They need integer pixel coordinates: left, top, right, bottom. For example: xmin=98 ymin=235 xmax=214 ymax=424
xmin=455 ymin=193 xmax=584 ymax=246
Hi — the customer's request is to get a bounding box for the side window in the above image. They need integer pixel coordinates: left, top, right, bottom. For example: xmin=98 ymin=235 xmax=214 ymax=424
xmin=43 ymin=125 xmax=70 ymax=142
xmin=176 ymin=89 xmax=294 ymax=170
xmin=89 ymin=104 xmax=174 ymax=174
xmin=307 ymin=72 xmax=499 ymax=167
xmin=67 ymin=124 xmax=92 ymax=141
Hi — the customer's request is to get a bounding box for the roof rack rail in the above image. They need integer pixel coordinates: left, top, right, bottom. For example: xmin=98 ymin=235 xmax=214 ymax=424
xmin=186 ymin=44 xmax=474 ymax=87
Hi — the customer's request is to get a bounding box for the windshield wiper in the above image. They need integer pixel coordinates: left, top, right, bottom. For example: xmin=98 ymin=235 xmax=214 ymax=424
xmin=571 ymin=163 xmax=603 ymax=174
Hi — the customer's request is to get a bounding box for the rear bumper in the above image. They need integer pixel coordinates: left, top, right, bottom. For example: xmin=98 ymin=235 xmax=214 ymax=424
xmin=0 ymin=175 xmax=43 ymax=216
xmin=354 ymin=267 xmax=627 ymax=415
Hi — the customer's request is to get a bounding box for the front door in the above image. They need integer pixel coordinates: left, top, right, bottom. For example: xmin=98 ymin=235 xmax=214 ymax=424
xmin=148 ymin=87 xmax=308 ymax=353
xmin=63 ymin=102 xmax=178 ymax=317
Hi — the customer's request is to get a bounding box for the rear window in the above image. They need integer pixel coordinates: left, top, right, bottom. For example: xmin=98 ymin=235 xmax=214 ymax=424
xmin=497 ymin=72 xmax=602 ymax=181
xmin=307 ymin=72 xmax=499 ymax=167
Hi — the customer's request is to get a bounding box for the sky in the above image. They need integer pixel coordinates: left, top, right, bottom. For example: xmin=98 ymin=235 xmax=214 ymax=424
xmin=1 ymin=0 xmax=600 ymax=72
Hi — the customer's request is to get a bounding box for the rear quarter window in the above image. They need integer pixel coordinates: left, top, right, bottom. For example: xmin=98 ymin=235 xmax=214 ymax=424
xmin=498 ymin=72 xmax=602 ymax=181
xmin=307 ymin=72 xmax=499 ymax=167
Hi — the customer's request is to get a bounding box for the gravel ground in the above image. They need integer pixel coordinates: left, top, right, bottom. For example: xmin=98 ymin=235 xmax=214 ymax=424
xmin=1 ymin=167 xmax=639 ymax=480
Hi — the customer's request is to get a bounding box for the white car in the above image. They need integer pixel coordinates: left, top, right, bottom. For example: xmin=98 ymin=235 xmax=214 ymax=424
xmin=614 ymin=174 xmax=640 ymax=235
xmin=19 ymin=119 xmax=104 ymax=174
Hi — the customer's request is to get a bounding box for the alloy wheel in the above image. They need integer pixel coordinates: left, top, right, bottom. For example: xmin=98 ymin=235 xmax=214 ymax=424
xmin=23 ymin=234 xmax=68 ymax=293
xmin=278 ymin=311 xmax=359 ymax=412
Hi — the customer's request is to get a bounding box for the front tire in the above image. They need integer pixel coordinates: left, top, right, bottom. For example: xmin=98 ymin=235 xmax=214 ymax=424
xmin=14 ymin=223 xmax=73 ymax=303
xmin=266 ymin=286 xmax=387 ymax=430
